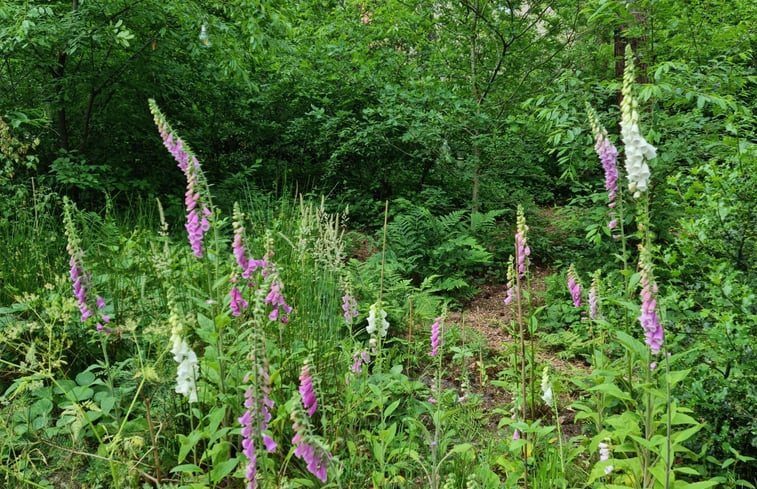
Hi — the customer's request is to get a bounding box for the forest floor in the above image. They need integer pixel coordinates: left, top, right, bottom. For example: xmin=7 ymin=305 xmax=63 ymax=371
xmin=447 ymin=266 xmax=586 ymax=438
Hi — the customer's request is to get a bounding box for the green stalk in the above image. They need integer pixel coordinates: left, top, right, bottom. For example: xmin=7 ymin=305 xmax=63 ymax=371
xmin=514 ymin=246 xmax=529 ymax=489
xmin=665 ymin=350 xmax=672 ymax=489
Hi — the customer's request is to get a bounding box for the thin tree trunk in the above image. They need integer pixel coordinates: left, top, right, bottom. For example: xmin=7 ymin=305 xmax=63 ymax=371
xmin=52 ymin=51 xmax=69 ymax=150
xmin=469 ymin=4 xmax=481 ymax=218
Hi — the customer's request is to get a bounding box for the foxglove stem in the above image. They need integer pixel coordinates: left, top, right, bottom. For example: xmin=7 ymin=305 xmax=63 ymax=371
xmin=512 ymin=205 xmax=531 ymax=489
xmin=63 ymin=197 xmax=112 ymax=333
xmin=230 ymin=205 xmax=292 ymax=323
xmin=149 ymin=99 xmax=212 ymax=258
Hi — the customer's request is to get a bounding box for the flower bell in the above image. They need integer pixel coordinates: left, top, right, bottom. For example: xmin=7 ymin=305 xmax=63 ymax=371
xmin=199 ymin=24 xmax=211 ymax=47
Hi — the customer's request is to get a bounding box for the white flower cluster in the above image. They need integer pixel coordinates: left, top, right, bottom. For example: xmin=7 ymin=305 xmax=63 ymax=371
xmin=598 ymin=441 xmax=613 ymax=475
xmin=540 ymin=366 xmax=554 ymax=407
xmin=621 ymin=46 xmax=657 ymax=198
xmin=620 ymin=113 xmax=656 ymax=198
xmin=171 ymin=334 xmax=199 ymax=403
xmin=366 ymin=302 xmax=389 ymax=337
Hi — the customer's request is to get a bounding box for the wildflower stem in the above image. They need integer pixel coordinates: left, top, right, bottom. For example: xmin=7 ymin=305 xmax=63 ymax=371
xmin=514 ymin=253 xmax=529 ymax=489
xmin=379 ymin=200 xmax=388 ymax=306
xmin=665 ymin=349 xmax=672 ymax=489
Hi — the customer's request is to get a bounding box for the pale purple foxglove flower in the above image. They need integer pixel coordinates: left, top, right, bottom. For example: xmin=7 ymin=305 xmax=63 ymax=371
xmin=63 ymin=198 xmax=112 ymax=332
xmin=342 ymin=293 xmax=359 ymax=325
xmin=515 ymin=205 xmax=530 ymax=279
xmin=638 ymin=249 xmax=664 ymax=354
xmin=567 ymin=265 xmax=581 ymax=308
xmin=265 ymin=279 xmax=292 ymax=323
xmin=351 ymin=350 xmax=370 ymax=374
xmin=504 ymin=255 xmax=516 ymax=306
xmin=587 ymin=103 xmax=620 ymax=213
xmin=238 ymin=408 xmax=257 ymax=489
xmin=230 ymin=285 xmax=248 ymax=317
xmin=149 ymin=99 xmax=212 ymax=257
xmin=430 ymin=317 xmax=442 ymax=357
xmin=290 ymin=412 xmax=330 ymax=482
xmin=588 ymin=272 xmax=600 ymax=320
xmin=299 ymin=361 xmax=318 ymax=417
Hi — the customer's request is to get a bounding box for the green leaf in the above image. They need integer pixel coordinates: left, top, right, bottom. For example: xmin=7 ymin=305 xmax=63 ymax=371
xmin=672 ymin=424 xmax=703 ymax=445
xmin=615 ymin=330 xmax=648 ymax=359
xmin=666 ymin=369 xmax=690 ymax=387
xmin=451 ymin=443 xmax=474 ymax=454
xmin=75 ymin=370 xmax=96 ymax=386
xmin=99 ymin=396 xmax=116 ymax=416
xmin=210 ymin=457 xmax=238 ymax=482
xmin=178 ymin=431 xmax=204 ymax=464
xmin=675 ymin=481 xmax=720 ymax=489
xmin=588 ymin=382 xmax=632 ymax=401
xmin=384 ymin=399 xmax=401 ymax=418
xmin=170 ymin=464 xmax=203 ymax=474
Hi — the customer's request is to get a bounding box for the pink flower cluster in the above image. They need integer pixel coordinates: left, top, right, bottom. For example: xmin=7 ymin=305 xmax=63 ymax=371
xmin=291 ymin=418 xmax=331 ymax=482
xmin=299 ymin=362 xmax=318 ymax=417
xmin=351 ymin=350 xmax=370 ymax=374
xmin=238 ymin=396 xmax=258 ymax=489
xmin=515 ymin=206 xmax=530 ymax=279
xmin=230 ymin=206 xmax=292 ymax=323
xmin=64 ymin=198 xmax=112 ymax=333
xmin=341 ymin=293 xmax=359 ymax=325
xmin=567 ymin=266 xmax=581 ymax=308
xmin=430 ymin=317 xmax=441 ymax=357
xmin=504 ymin=255 xmax=516 ymax=306
xmin=229 ymin=281 xmax=248 ymax=317
xmin=95 ymin=295 xmax=112 ymax=333
xmin=69 ymin=255 xmax=92 ymax=322
xmin=292 ymin=360 xmax=331 ymax=482
xmin=149 ymin=100 xmax=212 ymax=258
xmin=595 ymin=131 xmax=619 ymax=211
xmin=233 ymin=222 xmax=268 ymax=280
xmin=589 ymin=285 xmax=598 ymax=320
xmin=265 ymin=279 xmax=292 ymax=323
xmin=639 ymin=253 xmax=664 ymax=355
xmin=587 ymin=104 xmax=622 ymax=235
xmin=238 ymin=367 xmax=276 ymax=489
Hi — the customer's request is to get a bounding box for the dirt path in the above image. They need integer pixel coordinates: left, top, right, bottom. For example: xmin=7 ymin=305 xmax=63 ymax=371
xmin=446 ymin=267 xmax=586 ymax=436
xmin=448 ymin=266 xmax=552 ymax=353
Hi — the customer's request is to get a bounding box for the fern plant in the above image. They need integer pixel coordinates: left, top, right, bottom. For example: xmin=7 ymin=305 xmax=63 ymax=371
xmin=383 ymin=199 xmax=504 ymax=300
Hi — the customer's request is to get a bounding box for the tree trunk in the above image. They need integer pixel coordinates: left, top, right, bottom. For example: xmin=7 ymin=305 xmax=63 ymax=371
xmin=52 ymin=51 xmax=69 ymax=150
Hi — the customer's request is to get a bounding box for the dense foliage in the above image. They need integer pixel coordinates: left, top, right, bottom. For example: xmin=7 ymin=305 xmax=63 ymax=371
xmin=1 ymin=0 xmax=755 ymax=487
